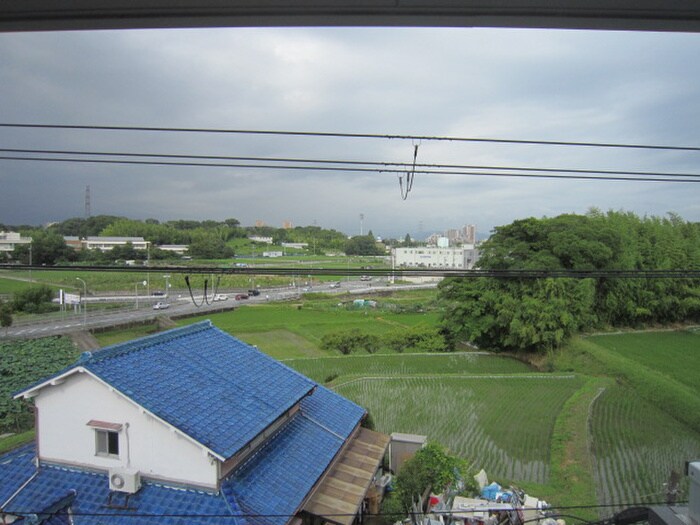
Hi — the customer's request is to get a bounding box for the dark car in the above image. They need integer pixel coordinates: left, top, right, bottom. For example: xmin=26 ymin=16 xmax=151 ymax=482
xmin=235 ymin=294 xmax=249 ymax=300
xmin=248 ymin=289 xmax=260 ymax=296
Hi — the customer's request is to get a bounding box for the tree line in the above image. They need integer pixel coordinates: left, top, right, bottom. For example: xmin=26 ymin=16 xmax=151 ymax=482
xmin=439 ymin=210 xmax=700 ymax=353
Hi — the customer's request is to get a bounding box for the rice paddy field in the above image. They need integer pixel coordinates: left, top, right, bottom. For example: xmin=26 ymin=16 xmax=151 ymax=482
xmin=590 ymin=384 xmax=700 ymax=510
xmin=283 ymin=352 xmax=532 ymax=382
xmin=335 ymin=375 xmax=584 ymax=484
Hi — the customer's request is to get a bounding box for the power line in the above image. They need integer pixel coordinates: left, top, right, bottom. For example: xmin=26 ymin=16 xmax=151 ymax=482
xmin=2 ymin=122 xmax=700 ymax=152
xmin=3 ymin=146 xmax=700 ymax=180
xmin=2 ymin=264 xmax=699 ymax=279
xmin=2 ymin=155 xmax=700 ymax=184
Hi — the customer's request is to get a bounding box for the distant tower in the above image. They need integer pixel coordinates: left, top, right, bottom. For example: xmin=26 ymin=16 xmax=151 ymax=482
xmin=359 ymin=214 xmax=365 ymax=236
xmin=84 ymin=185 xmax=91 ymax=218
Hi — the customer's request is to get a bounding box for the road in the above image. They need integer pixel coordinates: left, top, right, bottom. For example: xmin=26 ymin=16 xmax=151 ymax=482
xmin=1 ymin=279 xmax=437 ymax=339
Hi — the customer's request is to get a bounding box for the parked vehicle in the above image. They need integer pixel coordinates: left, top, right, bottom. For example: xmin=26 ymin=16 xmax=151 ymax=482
xmin=153 ymin=302 xmax=170 ymax=310
xmin=234 ymin=294 xmax=249 ymax=300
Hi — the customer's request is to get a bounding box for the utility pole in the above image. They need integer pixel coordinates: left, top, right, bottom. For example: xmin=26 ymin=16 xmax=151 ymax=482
xmin=360 ymin=213 xmax=364 ymax=236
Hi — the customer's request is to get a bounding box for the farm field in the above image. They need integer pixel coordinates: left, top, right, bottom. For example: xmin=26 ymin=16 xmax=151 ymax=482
xmin=590 ymin=384 xmax=700 ymax=510
xmin=335 ymin=375 xmax=584 ymax=484
xmin=283 ymin=353 xmax=532 ymax=383
xmin=0 ymin=337 xmax=81 ymax=433
xmin=587 ymin=331 xmax=700 ymax=393
xmin=181 ymin=302 xmax=441 ymax=359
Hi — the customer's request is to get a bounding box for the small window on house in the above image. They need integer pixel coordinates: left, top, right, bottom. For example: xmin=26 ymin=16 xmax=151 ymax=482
xmin=95 ymin=429 xmax=119 ymax=457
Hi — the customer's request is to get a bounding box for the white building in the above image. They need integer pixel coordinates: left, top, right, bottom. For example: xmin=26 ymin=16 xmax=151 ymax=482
xmin=393 ymin=245 xmax=480 ymax=269
xmin=0 ymin=231 xmax=32 ymax=252
xmin=83 ymin=236 xmax=149 ymax=251
xmin=249 ymin=235 xmax=273 ymax=244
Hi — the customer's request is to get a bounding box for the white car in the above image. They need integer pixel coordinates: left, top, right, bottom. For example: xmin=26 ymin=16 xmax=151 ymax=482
xmin=213 ymin=294 xmax=229 ymax=301
xmin=329 ymin=282 xmax=341 ymax=288
xmin=153 ymin=302 xmax=170 ymax=310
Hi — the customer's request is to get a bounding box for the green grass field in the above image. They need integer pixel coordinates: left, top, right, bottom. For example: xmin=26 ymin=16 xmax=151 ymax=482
xmin=588 ymin=331 xmax=700 ymax=393
xmin=180 ymin=302 xmax=441 ymax=358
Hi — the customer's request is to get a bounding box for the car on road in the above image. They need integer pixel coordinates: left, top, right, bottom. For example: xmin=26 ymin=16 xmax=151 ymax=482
xmin=153 ymin=302 xmax=170 ymax=310
xmin=213 ymin=294 xmax=228 ymax=301
xmin=234 ymin=294 xmax=249 ymax=300
xmin=360 ymin=276 xmax=372 ymax=281
xmin=248 ymin=289 xmax=260 ymax=296
xmin=329 ymin=282 xmax=341 ymax=288
xmin=152 ymin=290 xmax=166 ymax=296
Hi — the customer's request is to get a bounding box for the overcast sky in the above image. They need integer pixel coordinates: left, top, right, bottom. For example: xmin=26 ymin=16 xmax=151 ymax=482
xmin=1 ymin=26 xmax=699 ymax=239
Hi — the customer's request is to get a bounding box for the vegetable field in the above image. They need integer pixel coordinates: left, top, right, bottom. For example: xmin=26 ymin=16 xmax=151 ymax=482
xmin=283 ymin=353 xmax=532 ymax=383
xmin=335 ymin=375 xmax=584 ymax=484
xmin=590 ymin=385 xmax=700 ymax=510
xmin=0 ymin=337 xmax=80 ymax=432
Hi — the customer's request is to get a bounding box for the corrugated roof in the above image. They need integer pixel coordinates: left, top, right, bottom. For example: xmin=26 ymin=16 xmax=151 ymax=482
xmin=303 ymin=427 xmax=391 ymax=525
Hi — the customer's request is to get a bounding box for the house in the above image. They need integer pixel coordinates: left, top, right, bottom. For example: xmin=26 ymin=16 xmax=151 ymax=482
xmin=0 ymin=321 xmax=390 ymax=525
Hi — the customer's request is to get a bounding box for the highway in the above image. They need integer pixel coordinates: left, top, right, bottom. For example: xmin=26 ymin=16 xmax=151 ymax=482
xmin=1 ymin=279 xmax=437 ymax=339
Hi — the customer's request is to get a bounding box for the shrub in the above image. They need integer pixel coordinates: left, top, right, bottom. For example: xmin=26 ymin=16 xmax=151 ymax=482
xmin=12 ymin=285 xmax=57 ymax=314
xmin=320 ymin=329 xmax=380 ymax=354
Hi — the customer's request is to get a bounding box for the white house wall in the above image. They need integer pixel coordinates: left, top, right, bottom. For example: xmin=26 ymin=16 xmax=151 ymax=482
xmin=34 ymin=372 xmax=218 ymax=489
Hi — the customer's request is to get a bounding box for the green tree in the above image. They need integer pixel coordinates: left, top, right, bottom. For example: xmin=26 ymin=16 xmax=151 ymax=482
xmin=439 ymin=211 xmax=700 ymax=353
xmin=382 ymin=442 xmax=472 ymax=516
xmin=12 ymin=229 xmax=75 ymax=265
xmin=345 ymin=235 xmax=383 ymax=255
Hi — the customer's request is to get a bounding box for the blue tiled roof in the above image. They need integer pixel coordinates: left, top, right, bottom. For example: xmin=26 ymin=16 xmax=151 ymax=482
xmin=0 ymin=443 xmax=36 ymax=505
xmin=1 ymin=446 xmax=244 ymax=525
xmin=18 ymin=322 xmax=317 ymax=459
xmin=300 ymin=385 xmax=366 ymax=438
xmin=223 ymin=385 xmax=366 ymax=525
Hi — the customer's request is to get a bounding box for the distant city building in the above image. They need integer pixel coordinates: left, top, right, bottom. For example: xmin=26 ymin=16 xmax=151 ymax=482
xmin=282 ymin=220 xmax=293 ymax=229
xmin=393 ymin=245 xmax=480 ymax=269
xmin=249 ymin=236 xmax=273 ymax=244
xmin=437 ymin=236 xmax=449 ymax=248
xmin=0 ymin=231 xmax=32 ymax=252
xmin=83 ymin=237 xmax=149 ymax=251
xmin=426 ymin=224 xmax=476 ymax=246
xmin=254 ymin=219 xmax=266 ymax=227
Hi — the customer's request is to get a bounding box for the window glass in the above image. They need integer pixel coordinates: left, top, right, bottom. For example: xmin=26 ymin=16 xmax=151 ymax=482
xmin=96 ymin=430 xmax=119 ymax=457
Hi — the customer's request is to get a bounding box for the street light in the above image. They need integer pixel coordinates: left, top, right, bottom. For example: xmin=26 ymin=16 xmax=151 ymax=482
xmin=163 ymin=274 xmax=171 ymax=298
xmin=135 ymin=280 xmax=147 ymax=309
xmin=76 ymin=277 xmax=87 ymax=326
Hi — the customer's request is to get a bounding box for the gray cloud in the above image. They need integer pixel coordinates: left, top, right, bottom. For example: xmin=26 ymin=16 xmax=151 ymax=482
xmin=1 ymin=27 xmax=699 ymax=238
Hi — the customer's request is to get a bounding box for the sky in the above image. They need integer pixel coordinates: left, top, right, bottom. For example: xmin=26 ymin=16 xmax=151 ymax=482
xmin=1 ymin=26 xmax=699 ymax=239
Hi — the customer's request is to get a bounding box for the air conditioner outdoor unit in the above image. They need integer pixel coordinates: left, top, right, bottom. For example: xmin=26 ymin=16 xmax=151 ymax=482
xmin=108 ymin=467 xmax=141 ymax=493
